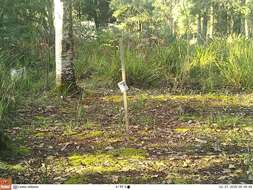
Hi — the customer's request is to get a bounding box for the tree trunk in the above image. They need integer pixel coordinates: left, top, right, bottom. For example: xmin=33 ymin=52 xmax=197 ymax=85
xmin=209 ymin=5 xmax=214 ymax=38
xmin=233 ymin=14 xmax=241 ymax=34
xmin=94 ymin=16 xmax=100 ymax=31
xmin=54 ymin=0 xmax=77 ymax=91
xmin=227 ymin=15 xmax=232 ymax=35
xmin=245 ymin=18 xmax=249 ymax=37
xmin=244 ymin=0 xmax=250 ymax=37
xmin=216 ymin=4 xmax=228 ymax=36
xmin=169 ymin=17 xmax=174 ymax=35
xmin=202 ymin=13 xmax=208 ymax=41
xmin=197 ymin=14 xmax=202 ymax=42
xmin=241 ymin=0 xmax=246 ymax=35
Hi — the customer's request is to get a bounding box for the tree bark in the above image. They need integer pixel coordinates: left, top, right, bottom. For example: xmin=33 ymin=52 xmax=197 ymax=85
xmin=244 ymin=0 xmax=250 ymax=37
xmin=169 ymin=17 xmax=174 ymax=35
xmin=54 ymin=0 xmax=77 ymax=91
xmin=241 ymin=0 xmax=246 ymax=35
xmin=227 ymin=15 xmax=232 ymax=35
xmin=94 ymin=16 xmax=100 ymax=31
xmin=197 ymin=14 xmax=202 ymax=42
xmin=209 ymin=5 xmax=214 ymax=38
xmin=202 ymin=13 xmax=208 ymax=41
xmin=245 ymin=18 xmax=250 ymax=37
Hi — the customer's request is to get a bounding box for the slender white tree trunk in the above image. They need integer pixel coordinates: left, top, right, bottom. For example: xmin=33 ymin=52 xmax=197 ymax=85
xmin=209 ymin=5 xmax=214 ymax=38
xmin=54 ymin=0 xmax=76 ymax=90
xmin=245 ymin=18 xmax=249 ymax=37
xmin=245 ymin=0 xmax=250 ymax=38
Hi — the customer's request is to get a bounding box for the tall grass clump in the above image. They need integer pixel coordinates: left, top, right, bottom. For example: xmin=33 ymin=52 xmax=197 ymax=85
xmin=125 ymin=48 xmax=161 ymax=87
xmin=74 ymin=41 xmax=120 ymax=87
xmin=75 ymin=33 xmax=253 ymax=91
xmin=175 ymin=36 xmax=253 ymax=91
xmin=219 ymin=36 xmax=253 ymax=90
xmin=153 ymin=40 xmax=189 ymax=87
xmin=0 ymin=50 xmax=51 ymax=125
xmin=0 ymin=48 xmax=53 ymax=152
xmin=186 ymin=43 xmax=222 ymax=90
xmin=0 ymin=55 xmax=16 ymax=125
xmin=0 ymin=52 xmax=16 ymax=151
xmin=75 ymin=40 xmax=162 ymax=88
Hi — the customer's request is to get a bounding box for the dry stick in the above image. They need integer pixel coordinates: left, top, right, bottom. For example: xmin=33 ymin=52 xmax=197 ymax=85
xmin=119 ymin=33 xmax=129 ymax=140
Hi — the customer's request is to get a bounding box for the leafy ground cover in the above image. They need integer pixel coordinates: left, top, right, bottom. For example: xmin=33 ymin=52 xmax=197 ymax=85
xmin=1 ymin=89 xmax=253 ymax=184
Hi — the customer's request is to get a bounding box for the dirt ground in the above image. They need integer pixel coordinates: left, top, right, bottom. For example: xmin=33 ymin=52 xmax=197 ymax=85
xmin=1 ymin=89 xmax=253 ymax=184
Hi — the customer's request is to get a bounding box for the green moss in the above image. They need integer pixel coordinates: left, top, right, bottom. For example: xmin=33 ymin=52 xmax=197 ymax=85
xmin=63 ymin=129 xmax=79 ymax=136
xmin=110 ymin=148 xmax=148 ymax=159
xmin=83 ymin=121 xmax=100 ymax=129
xmin=166 ymin=173 xmax=193 ymax=184
xmin=33 ymin=131 xmax=52 ymax=138
xmin=171 ymin=177 xmax=191 ymax=184
xmin=64 ymin=128 xmax=103 ymax=140
xmin=65 ymin=176 xmax=85 ymax=184
xmin=103 ymin=95 xmax=123 ymax=103
xmin=68 ymin=153 xmax=126 ymax=177
xmin=103 ymin=93 xmax=253 ymax=108
xmin=69 ymin=153 xmax=113 ymax=167
xmin=65 ymin=173 xmax=161 ymax=184
xmin=67 ymin=148 xmax=147 ymax=181
xmin=175 ymin=128 xmax=190 ymax=133
xmin=71 ymin=130 xmax=103 ymax=140
xmin=34 ymin=132 xmax=45 ymax=137
xmin=87 ymin=131 xmax=103 ymax=138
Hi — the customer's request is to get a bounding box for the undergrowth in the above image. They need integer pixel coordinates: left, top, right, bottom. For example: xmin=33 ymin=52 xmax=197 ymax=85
xmin=75 ymin=35 xmax=253 ymax=92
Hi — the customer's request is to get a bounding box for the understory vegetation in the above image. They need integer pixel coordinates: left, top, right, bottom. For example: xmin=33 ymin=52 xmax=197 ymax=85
xmin=75 ymin=35 xmax=253 ymax=91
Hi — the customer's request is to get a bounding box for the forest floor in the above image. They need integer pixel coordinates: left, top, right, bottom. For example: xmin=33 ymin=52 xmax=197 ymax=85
xmin=1 ymin=88 xmax=253 ymax=184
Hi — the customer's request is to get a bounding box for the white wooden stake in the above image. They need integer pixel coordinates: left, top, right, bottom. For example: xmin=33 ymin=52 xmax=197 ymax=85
xmin=119 ymin=33 xmax=129 ymax=133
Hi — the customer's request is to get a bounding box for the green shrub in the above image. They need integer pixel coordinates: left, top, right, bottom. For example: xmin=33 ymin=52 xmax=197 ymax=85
xmin=75 ymin=41 xmax=162 ymax=88
xmin=75 ymin=34 xmax=253 ymax=91
xmin=187 ymin=44 xmax=221 ymax=90
xmin=179 ymin=36 xmax=253 ymax=91
xmin=125 ymin=49 xmax=161 ymax=87
xmin=220 ymin=37 xmax=253 ymax=90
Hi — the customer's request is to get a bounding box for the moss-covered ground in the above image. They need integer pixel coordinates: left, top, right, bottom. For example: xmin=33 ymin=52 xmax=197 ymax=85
xmin=1 ymin=89 xmax=253 ymax=184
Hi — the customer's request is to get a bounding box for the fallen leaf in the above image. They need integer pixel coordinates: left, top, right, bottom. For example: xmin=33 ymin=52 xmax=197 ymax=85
xmin=229 ymin=164 xmax=236 ymax=169
xmin=61 ymin=142 xmax=71 ymax=151
xmin=223 ymin=169 xmax=231 ymax=173
xmin=183 ymin=160 xmax=191 ymax=167
xmin=195 ymin=138 xmax=207 ymax=144
xmin=105 ymin=146 xmax=114 ymax=150
xmin=112 ymin=175 xmax=119 ymax=183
